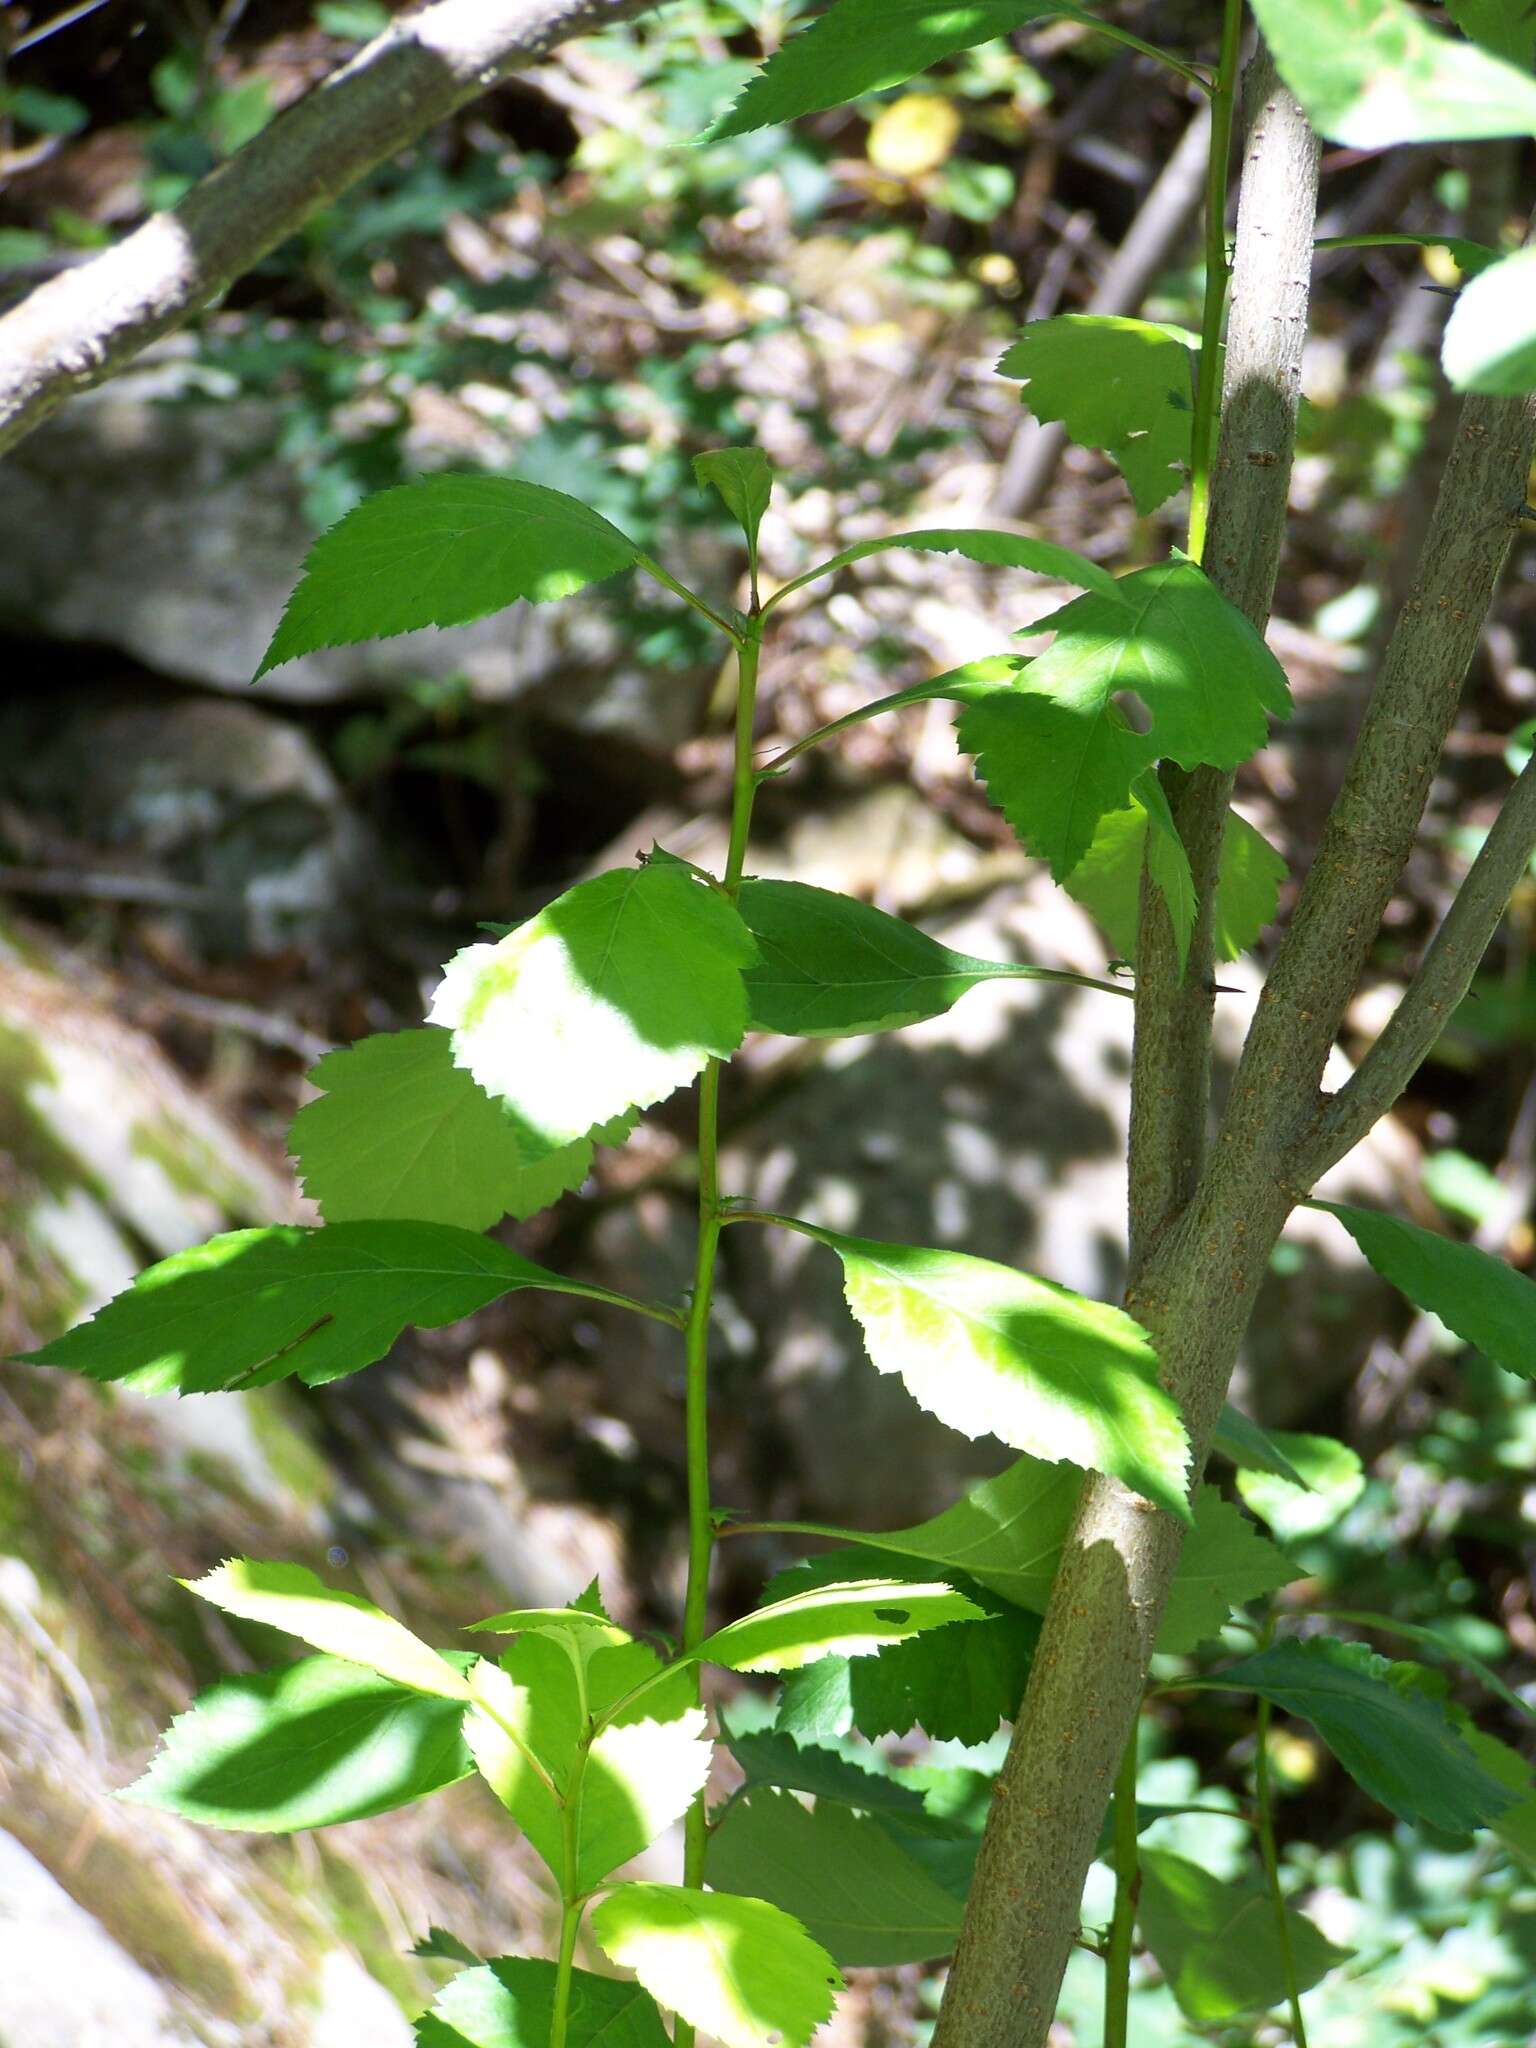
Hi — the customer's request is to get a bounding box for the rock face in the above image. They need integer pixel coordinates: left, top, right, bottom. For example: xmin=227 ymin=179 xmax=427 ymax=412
xmin=0 ymin=690 xmax=375 ymax=958
xmin=0 ymin=361 xmax=708 ymax=752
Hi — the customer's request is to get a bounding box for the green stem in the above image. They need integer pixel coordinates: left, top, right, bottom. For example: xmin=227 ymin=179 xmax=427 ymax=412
xmin=673 ymin=622 xmax=764 ymax=2048
xmin=550 ymin=1891 xmax=582 ymax=2048
xmin=1184 ymin=0 xmax=1244 ymax=564
xmin=1254 ymin=1693 xmax=1310 ymax=2048
xmin=1103 ymin=1727 xmax=1141 ymax=2048
xmin=550 ymin=1701 xmax=591 ymax=2048
xmin=636 ymin=551 xmax=745 ymax=645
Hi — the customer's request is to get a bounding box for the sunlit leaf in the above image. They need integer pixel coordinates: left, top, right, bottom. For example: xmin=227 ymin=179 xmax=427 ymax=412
xmin=957 ymin=559 xmax=1292 ymax=878
xmin=1235 ymin=1429 xmax=1365 ymax=1540
xmin=800 ymin=1225 xmax=1190 ymax=1517
xmin=257 ymin=476 xmax=643 ymax=678
xmin=999 ymin=316 xmax=1197 ymax=513
xmin=290 ymin=1029 xmax=628 ymax=1229
xmin=24 ymin=1222 xmax=639 ymax=1394
xmin=1443 ymin=248 xmax=1536 ymax=395
xmin=431 ymin=862 xmax=758 ymax=1160
xmin=182 ymin=1559 xmax=467 ymax=1698
xmin=1138 ymin=1849 xmax=1350 ymax=2020
xmin=1250 ymin=0 xmax=1536 ymax=144
xmin=697 ymin=1576 xmax=985 ymax=1674
xmin=1314 ymin=1200 xmax=1536 ymax=1378
xmin=766 ymin=1548 xmax=1037 ymax=1744
xmin=466 ymin=1632 xmax=708 ymax=1889
xmin=590 ymin=1884 xmax=842 ymax=2048
xmin=126 ymin=1654 xmax=475 ymax=1832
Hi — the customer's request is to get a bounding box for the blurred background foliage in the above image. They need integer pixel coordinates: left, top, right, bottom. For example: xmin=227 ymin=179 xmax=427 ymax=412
xmin=0 ymin=3 xmax=1533 ymax=2043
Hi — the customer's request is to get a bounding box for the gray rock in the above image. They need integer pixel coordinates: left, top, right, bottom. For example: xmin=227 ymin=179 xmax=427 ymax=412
xmin=0 ymin=361 xmax=708 ymax=753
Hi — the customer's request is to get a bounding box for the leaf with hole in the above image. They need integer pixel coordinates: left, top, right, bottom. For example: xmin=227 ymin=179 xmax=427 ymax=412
xmin=256 ymin=476 xmax=645 ymax=678
xmin=696 ymin=1576 xmax=985 ymax=1674
xmin=125 ymin=1653 xmax=475 ymax=1832
xmin=23 ymin=1221 xmax=646 ymax=1394
xmin=706 ymin=1788 xmax=966 ymax=1966
xmin=792 ymin=1224 xmax=1190 ymax=1517
xmin=430 ymin=862 xmax=758 ymax=1160
xmin=957 ymin=558 xmax=1292 ymax=878
xmin=414 ymin=1957 xmax=672 ymax=2048
xmin=1206 ymin=1636 xmax=1515 ymax=1831
xmin=1249 ymin=0 xmax=1536 ymax=144
xmin=1314 ymin=1200 xmax=1536 ymax=1379
xmin=703 ymin=0 xmax=1109 ymax=140
xmin=998 ymin=316 xmax=1198 ymax=514
xmin=737 ymin=879 xmax=1123 ymax=1038
xmin=590 ymin=1884 xmax=842 ymax=2048
xmin=182 ymin=1558 xmax=467 ymax=1698
xmin=290 ymin=1029 xmax=631 ymax=1229
xmin=1138 ymin=1849 xmax=1351 ymax=2021
xmin=1443 ymin=248 xmax=1536 ymax=396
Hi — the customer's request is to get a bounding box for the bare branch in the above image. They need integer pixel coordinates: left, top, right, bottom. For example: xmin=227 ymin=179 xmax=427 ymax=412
xmin=0 ymin=0 xmax=660 ymax=457
xmin=1128 ymin=45 xmax=1318 ymax=1272
xmin=1299 ymin=752 xmax=1536 ymax=1180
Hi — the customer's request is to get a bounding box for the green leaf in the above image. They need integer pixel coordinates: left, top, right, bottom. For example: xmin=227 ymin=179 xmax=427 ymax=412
xmin=1315 ymin=230 xmax=1505 ymax=276
xmin=703 ymin=0 xmax=1103 ymax=140
xmin=1249 ymin=0 xmax=1536 ymax=144
xmin=720 ymin=1716 xmax=926 ymax=1812
xmin=766 ymin=1548 xmax=1038 ymax=1744
xmin=23 ymin=1221 xmax=641 ymax=1394
xmin=125 ymin=1653 xmax=475 ymax=1832
xmin=1207 ymin=1636 xmax=1516 ymax=1831
xmin=795 ymin=1455 xmax=1082 ymax=1612
xmin=1137 ymin=1849 xmax=1350 ymax=2021
xmin=589 ymin=1883 xmax=842 ymax=2048
xmin=431 ymin=862 xmax=758 ymax=1160
xmin=957 ymin=559 xmax=1292 ymax=878
xmin=1211 ymin=1405 xmax=1312 ymax=1490
xmin=1313 ymin=1199 xmax=1536 ymax=1378
xmin=1320 ymin=1610 xmax=1535 ymax=1725
xmin=801 ymin=1225 xmax=1190 ymax=1518
xmin=999 ymin=316 xmax=1197 ymax=514
xmin=182 ymin=1559 xmax=468 ymax=1698
xmin=1463 ymin=1728 xmax=1536 ymax=1869
xmin=1062 ymin=780 xmax=1187 ymax=968
xmin=466 ymin=1633 xmax=709 ymax=1890
xmin=1234 ymin=1429 xmax=1365 ymax=1540
xmin=706 ymin=1788 xmax=965 ymax=1966
xmin=767 ymin=527 xmax=1125 ymax=611
xmin=1155 ymin=1488 xmax=1300 ymax=1655
xmin=1445 ymin=0 xmax=1536 ymax=67
xmin=737 ymin=879 xmax=1122 ymax=1038
xmin=1443 ymin=247 xmax=1536 ymax=395
xmin=290 ymin=1029 xmax=626 ymax=1229
xmin=696 ymin=1576 xmax=985 ymax=1674
xmin=415 ymin=1958 xmax=671 ymax=2048
xmin=256 ymin=476 xmax=644 ymax=678
xmin=693 ymin=448 xmax=773 ymax=570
